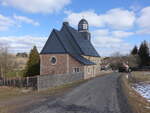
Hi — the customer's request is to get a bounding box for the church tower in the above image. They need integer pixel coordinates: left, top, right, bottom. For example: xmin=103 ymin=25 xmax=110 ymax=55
xmin=78 ymin=19 xmax=91 ymax=41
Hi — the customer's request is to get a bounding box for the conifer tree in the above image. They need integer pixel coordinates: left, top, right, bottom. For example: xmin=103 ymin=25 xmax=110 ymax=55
xmin=138 ymin=41 xmax=150 ymax=66
xmin=24 ymin=46 xmax=40 ymax=77
xmin=131 ymin=45 xmax=138 ymax=55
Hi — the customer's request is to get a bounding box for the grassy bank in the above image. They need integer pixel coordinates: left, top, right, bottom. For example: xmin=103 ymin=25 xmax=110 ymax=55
xmin=120 ymin=72 xmax=150 ymax=113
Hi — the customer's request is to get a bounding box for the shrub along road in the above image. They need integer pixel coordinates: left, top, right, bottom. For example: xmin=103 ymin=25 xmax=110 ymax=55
xmin=20 ymin=73 xmax=132 ymax=113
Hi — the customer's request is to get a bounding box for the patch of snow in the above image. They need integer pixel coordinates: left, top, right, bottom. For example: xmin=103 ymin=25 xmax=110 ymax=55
xmin=126 ymin=74 xmax=128 ymax=79
xmin=132 ymin=82 xmax=150 ymax=102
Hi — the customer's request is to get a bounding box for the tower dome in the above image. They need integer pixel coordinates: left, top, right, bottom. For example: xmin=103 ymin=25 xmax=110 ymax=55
xmin=78 ymin=18 xmax=89 ymax=32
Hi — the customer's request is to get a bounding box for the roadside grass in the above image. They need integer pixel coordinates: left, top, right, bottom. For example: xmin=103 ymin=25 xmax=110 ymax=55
xmin=0 ymin=87 xmax=25 ymax=101
xmin=0 ymin=87 xmax=26 ymax=113
xmin=0 ymin=79 xmax=89 ymax=113
xmin=120 ymin=73 xmax=150 ymax=113
xmin=131 ymin=71 xmax=150 ymax=82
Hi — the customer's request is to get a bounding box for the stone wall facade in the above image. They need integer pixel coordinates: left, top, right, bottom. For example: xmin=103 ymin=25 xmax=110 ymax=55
xmin=40 ymin=54 xmax=84 ymax=75
xmin=40 ymin=54 xmax=101 ymax=80
xmin=37 ymin=72 xmax=84 ymax=91
xmin=40 ymin=54 xmax=68 ymax=75
xmin=83 ymin=56 xmax=101 ymax=79
xmin=39 ymin=54 xmax=102 ymax=90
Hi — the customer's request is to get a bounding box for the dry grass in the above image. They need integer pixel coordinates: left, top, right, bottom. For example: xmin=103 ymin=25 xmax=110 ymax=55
xmin=121 ymin=73 xmax=150 ymax=113
xmin=0 ymin=87 xmax=27 ymax=113
xmin=0 ymin=79 xmax=89 ymax=113
xmin=0 ymin=87 xmax=25 ymax=101
xmin=131 ymin=71 xmax=150 ymax=82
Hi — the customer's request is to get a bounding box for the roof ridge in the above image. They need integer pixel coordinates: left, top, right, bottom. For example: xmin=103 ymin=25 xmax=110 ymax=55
xmin=64 ymin=25 xmax=84 ymax=55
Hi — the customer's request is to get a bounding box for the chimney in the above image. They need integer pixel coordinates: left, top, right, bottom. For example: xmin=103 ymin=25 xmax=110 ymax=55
xmin=63 ymin=22 xmax=69 ymax=26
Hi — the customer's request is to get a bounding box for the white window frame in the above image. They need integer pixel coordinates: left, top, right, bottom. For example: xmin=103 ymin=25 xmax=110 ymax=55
xmin=72 ymin=67 xmax=80 ymax=73
xmin=87 ymin=67 xmax=91 ymax=74
xmin=50 ymin=56 xmax=57 ymax=65
xmin=83 ymin=24 xmax=88 ymax=29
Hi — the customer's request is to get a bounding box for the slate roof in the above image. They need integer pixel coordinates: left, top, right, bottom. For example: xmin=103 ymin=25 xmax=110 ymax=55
xmin=40 ymin=23 xmax=100 ymax=65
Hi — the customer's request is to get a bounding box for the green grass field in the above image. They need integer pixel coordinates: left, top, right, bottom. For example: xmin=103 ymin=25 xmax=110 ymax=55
xmin=5 ymin=70 xmax=24 ymax=78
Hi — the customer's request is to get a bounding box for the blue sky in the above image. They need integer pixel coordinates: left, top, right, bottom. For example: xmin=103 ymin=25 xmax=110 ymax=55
xmin=0 ymin=0 xmax=150 ymax=56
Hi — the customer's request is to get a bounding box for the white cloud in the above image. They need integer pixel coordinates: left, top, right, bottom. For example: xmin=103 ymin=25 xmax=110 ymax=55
xmin=0 ymin=36 xmax=47 ymax=53
xmin=1 ymin=0 xmax=71 ymax=14
xmin=64 ymin=10 xmax=104 ymax=27
xmin=92 ymin=36 xmax=132 ymax=56
xmin=136 ymin=29 xmax=150 ymax=35
xmin=13 ymin=14 xmax=40 ymax=26
xmin=0 ymin=14 xmax=40 ymax=31
xmin=92 ymin=29 xmax=134 ymax=39
xmin=137 ymin=7 xmax=150 ymax=28
xmin=65 ymin=8 xmax=135 ymax=29
xmin=92 ymin=29 xmax=109 ymax=36
xmin=112 ymin=31 xmax=134 ymax=38
xmin=0 ymin=14 xmax=15 ymax=31
xmin=103 ymin=8 xmax=135 ymax=29
xmin=91 ymin=29 xmax=133 ymax=56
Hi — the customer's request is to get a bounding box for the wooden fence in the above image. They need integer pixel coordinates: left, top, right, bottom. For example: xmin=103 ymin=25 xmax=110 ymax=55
xmin=0 ymin=76 xmax=37 ymax=89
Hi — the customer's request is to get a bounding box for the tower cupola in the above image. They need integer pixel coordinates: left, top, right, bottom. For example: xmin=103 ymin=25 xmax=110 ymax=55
xmin=78 ymin=19 xmax=89 ymax=32
xmin=78 ymin=19 xmax=91 ymax=41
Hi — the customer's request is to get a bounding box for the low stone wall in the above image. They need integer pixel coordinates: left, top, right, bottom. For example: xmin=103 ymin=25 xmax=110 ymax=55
xmin=37 ymin=72 xmax=84 ymax=91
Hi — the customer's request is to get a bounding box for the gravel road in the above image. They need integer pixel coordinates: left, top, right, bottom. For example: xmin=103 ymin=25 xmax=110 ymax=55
xmin=21 ymin=73 xmax=132 ymax=113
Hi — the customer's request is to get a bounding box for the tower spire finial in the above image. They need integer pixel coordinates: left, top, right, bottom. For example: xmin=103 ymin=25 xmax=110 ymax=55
xmin=82 ymin=15 xmax=84 ymax=19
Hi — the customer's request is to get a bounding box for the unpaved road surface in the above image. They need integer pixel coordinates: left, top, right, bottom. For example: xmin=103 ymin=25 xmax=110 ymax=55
xmin=20 ymin=73 xmax=132 ymax=113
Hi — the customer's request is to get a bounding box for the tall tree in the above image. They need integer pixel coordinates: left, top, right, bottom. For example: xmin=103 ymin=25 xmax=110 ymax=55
xmin=131 ymin=45 xmax=138 ymax=55
xmin=24 ymin=46 xmax=40 ymax=77
xmin=138 ymin=40 xmax=150 ymax=66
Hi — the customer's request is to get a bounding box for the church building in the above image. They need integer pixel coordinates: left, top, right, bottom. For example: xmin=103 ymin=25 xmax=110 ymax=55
xmin=40 ymin=19 xmax=101 ymax=79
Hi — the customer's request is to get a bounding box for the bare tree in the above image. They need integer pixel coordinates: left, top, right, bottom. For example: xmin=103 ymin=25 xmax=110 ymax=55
xmin=0 ymin=43 xmax=19 ymax=78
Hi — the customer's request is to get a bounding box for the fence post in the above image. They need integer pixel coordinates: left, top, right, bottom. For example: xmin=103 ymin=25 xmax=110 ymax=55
xmin=37 ymin=76 xmax=39 ymax=91
xmin=26 ymin=77 xmax=29 ymax=88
